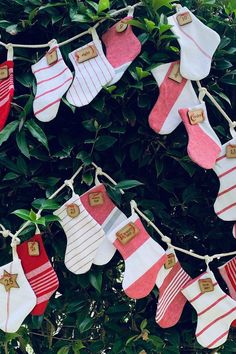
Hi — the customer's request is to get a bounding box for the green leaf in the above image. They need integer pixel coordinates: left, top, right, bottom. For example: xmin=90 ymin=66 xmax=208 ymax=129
xmin=72 ymin=340 xmax=85 ymax=353
xmin=57 ymin=346 xmax=70 ymax=354
xmin=79 ymin=317 xmax=93 ymax=333
xmin=32 ymin=198 xmax=60 ymax=210
xmin=97 ymin=0 xmax=110 ymax=13
xmin=12 ymin=209 xmax=31 ymax=221
xmin=16 ymin=130 xmax=30 ymax=158
xmin=3 ymin=172 xmax=20 ymax=181
xmin=115 ymin=180 xmax=143 ymax=190
xmin=140 ymin=319 xmax=147 ymax=330
xmin=0 ymin=121 xmax=19 ymax=146
xmin=152 ymin=0 xmax=175 ymax=11
xmin=94 ymin=136 xmax=117 ymax=151
xmin=89 ymin=272 xmax=102 ymax=293
xmin=25 ymin=120 xmax=49 ymax=150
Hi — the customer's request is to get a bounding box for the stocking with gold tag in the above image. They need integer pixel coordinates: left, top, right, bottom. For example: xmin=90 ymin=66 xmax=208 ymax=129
xmin=0 ymin=46 xmax=14 ymax=131
xmin=32 ymin=40 xmax=73 ymax=122
xmin=101 ymin=8 xmax=141 ymax=86
xmin=17 ymin=234 xmax=59 ymax=316
xmin=155 ymin=249 xmax=191 ymax=328
xmin=106 ymin=212 xmax=166 ymax=299
xmin=167 ymin=6 xmax=220 ymax=80
xmin=213 ymin=138 xmax=236 ymax=220
xmin=0 ymin=242 xmax=36 ymax=333
xmin=66 ymin=27 xmax=115 ymax=107
xmin=181 ymin=271 xmax=236 ymax=348
xmin=53 ymin=190 xmax=105 ymax=274
xmin=148 ymin=61 xmax=199 ymax=135
xmin=80 ymin=183 xmax=127 ymax=265
xmin=178 ymin=102 xmax=221 ymax=169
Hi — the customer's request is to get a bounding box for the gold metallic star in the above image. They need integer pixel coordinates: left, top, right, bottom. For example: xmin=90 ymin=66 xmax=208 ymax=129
xmin=0 ymin=270 xmax=19 ymax=292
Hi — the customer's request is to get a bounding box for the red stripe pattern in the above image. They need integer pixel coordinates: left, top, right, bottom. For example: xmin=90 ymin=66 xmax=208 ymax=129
xmin=181 ymin=271 xmax=236 ymax=349
xmin=155 ymin=258 xmax=191 ymax=328
xmin=0 ymin=61 xmax=14 ymax=131
xmin=213 ymin=139 xmax=236 ymax=221
xmin=66 ymin=38 xmax=115 ymax=107
xmin=32 ymin=42 xmax=73 ymax=122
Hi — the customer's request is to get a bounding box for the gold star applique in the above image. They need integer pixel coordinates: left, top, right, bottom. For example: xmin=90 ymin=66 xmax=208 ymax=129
xmin=0 ymin=270 xmax=19 ymax=292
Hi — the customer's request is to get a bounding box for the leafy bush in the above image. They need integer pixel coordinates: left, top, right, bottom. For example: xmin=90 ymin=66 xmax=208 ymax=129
xmin=0 ymin=0 xmax=235 ymax=353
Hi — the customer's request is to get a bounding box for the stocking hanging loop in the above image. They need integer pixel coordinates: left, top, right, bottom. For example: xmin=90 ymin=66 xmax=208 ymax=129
xmin=64 ymin=179 xmax=75 ymax=194
xmin=204 ymin=255 xmax=213 ymax=271
xmin=198 ymin=86 xmax=207 ymax=103
xmin=6 ymin=43 xmax=13 ymax=60
xmin=127 ymin=5 xmax=134 ymax=17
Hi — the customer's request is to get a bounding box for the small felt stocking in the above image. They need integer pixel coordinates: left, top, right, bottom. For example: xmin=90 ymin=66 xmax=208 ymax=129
xmin=0 ymin=249 xmax=36 ymax=332
xmin=155 ymin=249 xmax=191 ymax=328
xmin=102 ymin=14 xmax=141 ymax=85
xmin=148 ymin=61 xmax=199 ymax=135
xmin=32 ymin=40 xmax=73 ymax=122
xmin=213 ymin=138 xmax=236 ymax=221
xmin=80 ymin=183 xmax=127 ymax=265
xmin=0 ymin=47 xmax=14 ymax=130
xmin=167 ymin=7 xmax=220 ymax=80
xmin=17 ymin=234 xmax=59 ymax=316
xmin=53 ymin=191 xmax=105 ymax=274
xmin=106 ymin=212 xmax=166 ymax=299
xmin=178 ymin=102 xmax=222 ymax=169
xmin=66 ymin=28 xmax=115 ymax=107
xmin=181 ymin=271 xmax=236 ymax=349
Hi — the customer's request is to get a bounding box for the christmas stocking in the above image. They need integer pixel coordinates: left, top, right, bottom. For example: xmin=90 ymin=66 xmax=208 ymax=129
xmin=66 ymin=28 xmax=115 ymax=107
xmin=0 ymin=60 xmax=14 ymax=131
xmin=148 ymin=61 xmax=199 ymax=135
xmin=17 ymin=234 xmax=59 ymax=316
xmin=80 ymin=183 xmax=127 ymax=265
xmin=181 ymin=271 xmax=236 ymax=348
xmin=102 ymin=16 xmax=141 ymax=85
xmin=167 ymin=7 xmax=220 ymax=80
xmin=0 ymin=254 xmax=36 ymax=332
xmin=53 ymin=193 xmax=105 ymax=274
xmin=155 ymin=249 xmax=191 ymax=328
xmin=106 ymin=212 xmax=166 ymax=299
xmin=178 ymin=102 xmax=222 ymax=169
xmin=213 ymin=138 xmax=236 ymax=221
xmin=32 ymin=40 xmax=73 ymax=122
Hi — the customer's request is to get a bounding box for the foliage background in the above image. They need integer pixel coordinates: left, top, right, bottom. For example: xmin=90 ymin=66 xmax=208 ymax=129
xmin=0 ymin=0 xmax=235 ymax=353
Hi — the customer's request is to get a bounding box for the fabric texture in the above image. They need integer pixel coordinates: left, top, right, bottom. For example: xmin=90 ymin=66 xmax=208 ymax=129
xmin=66 ymin=28 xmax=115 ymax=107
xmin=0 ymin=258 xmax=36 ymax=333
xmin=181 ymin=271 xmax=236 ymax=348
xmin=148 ymin=61 xmax=199 ymax=135
xmin=155 ymin=249 xmax=191 ymax=328
xmin=0 ymin=60 xmax=14 ymax=130
xmin=53 ymin=193 xmax=105 ymax=274
xmin=178 ymin=102 xmax=222 ymax=169
xmin=80 ymin=183 xmax=127 ymax=265
xmin=32 ymin=40 xmax=73 ymax=122
xmin=106 ymin=212 xmax=166 ymax=299
xmin=213 ymin=138 xmax=236 ymax=221
xmin=167 ymin=6 xmax=220 ymax=80
xmin=17 ymin=234 xmax=59 ymax=316
xmin=102 ymin=16 xmax=141 ymax=85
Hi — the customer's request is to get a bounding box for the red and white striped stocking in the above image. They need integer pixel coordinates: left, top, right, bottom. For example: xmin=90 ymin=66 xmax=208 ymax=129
xmin=0 ymin=60 xmax=14 ymax=130
xmin=80 ymin=183 xmax=127 ymax=265
xmin=32 ymin=40 xmax=73 ymax=122
xmin=213 ymin=138 xmax=236 ymax=221
xmin=155 ymin=249 xmax=191 ymax=328
xmin=106 ymin=212 xmax=166 ymax=299
xmin=17 ymin=234 xmax=59 ymax=316
xmin=181 ymin=271 xmax=236 ymax=349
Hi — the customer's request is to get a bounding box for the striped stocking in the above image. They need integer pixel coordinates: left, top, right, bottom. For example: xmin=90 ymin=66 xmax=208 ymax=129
xmin=0 ymin=60 xmax=14 ymax=130
xmin=66 ymin=28 xmax=115 ymax=107
xmin=181 ymin=271 xmax=236 ymax=349
xmin=106 ymin=212 xmax=166 ymax=299
xmin=218 ymin=256 xmax=236 ymax=327
xmin=17 ymin=234 xmax=59 ymax=316
xmin=80 ymin=183 xmax=127 ymax=265
xmin=178 ymin=102 xmax=221 ymax=169
xmin=155 ymin=249 xmax=191 ymax=328
xmin=213 ymin=138 xmax=236 ymax=221
xmin=54 ymin=193 xmax=104 ymax=274
xmin=32 ymin=40 xmax=73 ymax=122
xmin=148 ymin=61 xmax=199 ymax=135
